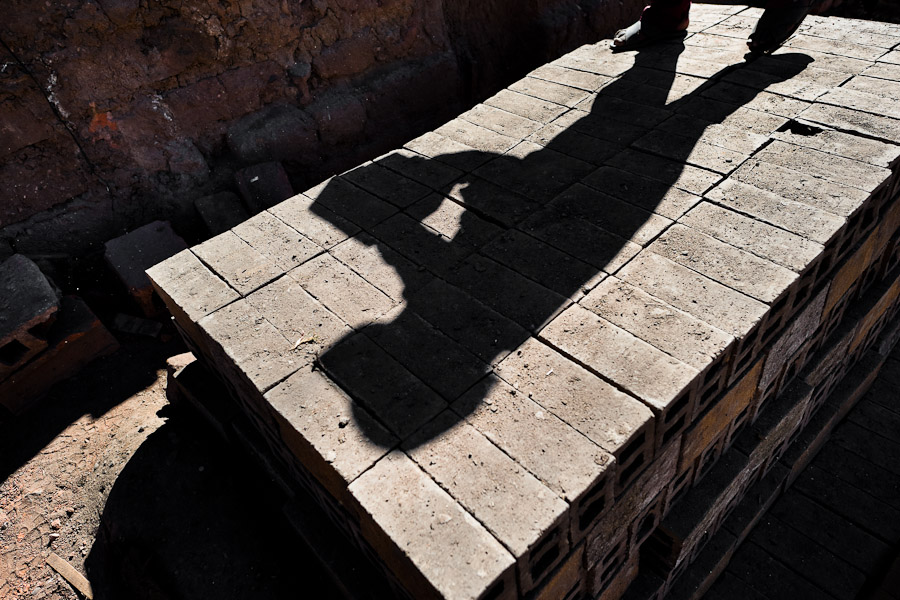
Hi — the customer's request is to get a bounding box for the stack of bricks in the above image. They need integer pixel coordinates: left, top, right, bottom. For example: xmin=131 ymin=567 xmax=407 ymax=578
xmin=149 ymin=7 xmax=900 ymax=599
xmin=0 ymin=254 xmax=118 ymax=416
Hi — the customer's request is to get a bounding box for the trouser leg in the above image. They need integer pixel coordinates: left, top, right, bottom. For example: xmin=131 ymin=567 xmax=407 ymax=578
xmin=639 ymin=0 xmax=691 ymax=36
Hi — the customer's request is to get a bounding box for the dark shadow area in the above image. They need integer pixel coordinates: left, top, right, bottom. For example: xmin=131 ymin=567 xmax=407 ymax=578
xmin=308 ymin=44 xmax=813 ymax=447
xmin=0 ymin=335 xmax=184 ymax=481
xmin=85 ymin=404 xmax=339 ymax=600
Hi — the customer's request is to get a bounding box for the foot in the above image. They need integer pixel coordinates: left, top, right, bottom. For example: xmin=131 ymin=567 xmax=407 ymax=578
xmin=747 ymin=0 xmax=810 ymax=54
xmin=610 ymin=19 xmax=688 ymax=52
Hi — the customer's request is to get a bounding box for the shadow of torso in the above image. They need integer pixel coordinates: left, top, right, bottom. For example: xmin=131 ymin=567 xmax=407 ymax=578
xmin=303 ymin=43 xmax=812 ymax=448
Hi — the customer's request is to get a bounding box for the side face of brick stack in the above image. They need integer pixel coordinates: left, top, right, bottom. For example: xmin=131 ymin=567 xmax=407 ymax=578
xmin=148 ymin=7 xmax=900 ymax=599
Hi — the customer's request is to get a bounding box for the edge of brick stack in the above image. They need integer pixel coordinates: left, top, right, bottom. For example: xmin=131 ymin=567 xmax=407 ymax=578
xmin=149 ymin=7 xmax=900 ymax=599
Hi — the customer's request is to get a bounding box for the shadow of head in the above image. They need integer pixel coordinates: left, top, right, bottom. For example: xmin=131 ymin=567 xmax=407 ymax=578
xmin=295 ymin=46 xmax=813 ymax=450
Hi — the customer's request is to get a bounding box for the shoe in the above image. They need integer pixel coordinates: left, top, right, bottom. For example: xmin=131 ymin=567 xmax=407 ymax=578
xmin=748 ymin=0 xmax=810 ymax=54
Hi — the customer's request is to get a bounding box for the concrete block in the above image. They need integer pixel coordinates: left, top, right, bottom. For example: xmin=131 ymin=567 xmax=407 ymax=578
xmin=756 ymin=140 xmax=891 ymax=193
xmin=432 ymin=119 xmax=520 ymax=154
xmin=372 ymin=213 xmax=474 ymax=278
xmin=0 ymin=254 xmax=59 ymax=380
xmin=0 ymin=296 xmax=118 ymax=414
xmin=402 ymin=131 xmax=490 ymax=172
xmin=509 ymin=76 xmax=591 ymax=108
xmin=605 ymin=148 xmax=720 ymax=196
xmin=583 ymin=166 xmax=701 ymax=221
xmin=194 ymin=192 xmax=250 ymax=236
xmin=527 ymin=63 xmax=610 ymax=91
xmin=105 ymin=220 xmax=188 ymax=316
xmin=632 ymin=129 xmax=746 ymax=175
xmin=376 ymin=149 xmax=464 ymax=191
xmin=404 ymin=412 xmax=570 ymax=593
xmin=348 ymin=451 xmax=517 ymax=600
xmin=459 ymin=103 xmax=544 ymax=140
xmin=593 ymin=548 xmax=639 ymax=600
xmin=735 ymin=379 xmax=812 ymax=473
xmin=495 ymin=337 xmax=655 ymax=493
xmin=541 ymin=304 xmax=698 ymax=448
xmin=452 ymin=374 xmax=614 ymax=543
xmin=235 ymin=161 xmax=294 ymax=214
xmin=799 ymin=103 xmax=900 ymax=144
xmin=772 ymin=123 xmax=900 ymax=169
xmin=474 ymin=143 xmax=594 ymax=203
xmin=303 ymin=176 xmax=398 ymax=230
xmin=759 ymin=285 xmax=828 ymax=391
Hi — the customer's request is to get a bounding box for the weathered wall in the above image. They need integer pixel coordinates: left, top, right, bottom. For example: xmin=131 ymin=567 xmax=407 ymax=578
xmin=0 ymin=0 xmax=637 ymax=257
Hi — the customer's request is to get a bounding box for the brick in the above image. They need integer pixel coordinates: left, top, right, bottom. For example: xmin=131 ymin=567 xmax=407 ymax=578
xmin=735 ymin=380 xmax=811 ymax=472
xmin=576 ymin=94 xmax=672 ymax=130
xmin=265 ymin=365 xmax=395 ymax=497
xmin=147 ymin=249 xmax=239 ymax=339
xmin=459 ymin=103 xmax=544 ymax=139
xmin=244 ymin=274 xmax=349 ymax=353
xmin=605 ymin=149 xmax=722 ymax=196
xmin=432 ymin=119 xmax=520 ymax=154
xmin=527 ymin=63 xmax=612 ymax=91
xmin=824 ymin=234 xmax=879 ymax=319
xmin=773 ymin=123 xmax=900 ymax=169
xmin=680 ymin=202 xmax=822 ymax=272
xmin=632 ymin=130 xmax=745 ymax=175
xmin=541 ymin=304 xmax=698 ymax=426
xmin=556 ymin=44 xmax=637 ymax=78
xmin=303 ymin=176 xmax=398 ymax=230
xmin=367 ymin=307 xmax=489 ymax=402
xmin=683 ymin=356 xmax=762 ymax=470
xmin=702 ymin=81 xmax=810 ymax=118
xmin=343 ymin=162 xmax=431 ymax=208
xmin=849 ymin=278 xmax=900 ymax=356
xmin=495 ymin=337 xmax=654 ymax=489
xmin=406 ymin=194 xmax=502 ymax=250
xmin=288 ymin=253 xmax=395 ymax=329
xmin=664 ymin=527 xmax=737 ymax=600
xmin=444 ymin=176 xmax=542 ymax=228
xmin=618 ymin=252 xmax=768 ymax=340
xmin=196 ymin=298 xmax=301 ymax=395
xmin=593 ymin=549 xmax=639 ymax=600
xmin=649 ymin=224 xmax=797 ymax=304
xmin=755 ymin=140 xmax=891 ymax=193
xmin=677 ymin=98 xmax=788 ymax=137
xmin=483 ymin=89 xmax=568 ymax=123
xmin=520 ymin=206 xmax=642 ymax=275
xmin=551 ymin=109 xmax=648 ymax=147
xmin=704 ymin=179 xmax=844 ymax=245
xmin=509 ymin=76 xmax=591 ymax=108
xmin=407 ymin=278 xmax=529 ymax=364
xmin=232 ymin=211 xmax=321 ymax=273
xmin=0 ymin=255 xmax=59 ymax=379
xmin=404 ymin=411 xmax=570 ymax=592
xmin=318 ymin=333 xmax=445 ymax=440
xmin=371 ymin=213 xmax=474 ymax=278
xmin=583 ymin=166 xmax=701 ymax=221
xmin=862 ymin=62 xmax=900 ymax=82
xmin=482 ymin=229 xmax=600 ymax=300
xmin=751 ymin=514 xmax=867 ymax=600
xmin=585 ymin=439 xmax=680 ymax=568
xmin=402 ymin=131 xmax=490 ymax=172
xmin=719 ymin=462 xmax=788 ymax=546
xmin=722 ymin=64 xmax=849 ymax=102
xmin=526 ymin=123 xmax=622 ymax=166
xmin=448 ymin=253 xmax=570 ymax=333
xmin=760 ymin=285 xmax=828 ymax=390
xmin=793 ymin=463 xmax=900 ymax=542
xmin=770 ymin=46 xmax=873 ymax=76
xmin=657 ymin=114 xmax=769 ymax=155
xmin=0 ymin=296 xmax=118 ymax=414
xmin=582 ymin=276 xmax=733 ymax=374
xmin=730 ymin=159 xmax=869 ymax=217
xmin=473 ymin=142 xmax=594 ymax=202
xmin=104 ymin=220 xmax=188 ymax=316
xmin=329 ymin=233 xmax=433 ymax=303
xmin=348 ymin=451 xmax=517 ymax=600
xmin=194 ymin=192 xmax=250 ymax=236
xmin=192 ymin=231 xmax=281 ymax=296
xmin=235 ymin=161 xmax=294 ymax=213
xmin=531 ymin=544 xmax=584 ymax=600
xmin=799 ymin=103 xmax=900 ymax=144
xmin=452 ymin=375 xmax=614 ymax=540
xmin=725 ymin=542 xmax=829 ymax=600
xmin=550 ymin=183 xmax=673 ymax=247
xmin=602 ymin=69 xmax=706 ymax=107
xmin=269 ymin=193 xmax=359 ymax=250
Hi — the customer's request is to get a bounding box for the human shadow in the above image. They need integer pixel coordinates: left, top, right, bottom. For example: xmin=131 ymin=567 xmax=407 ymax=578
xmin=304 ymin=43 xmax=813 ymax=448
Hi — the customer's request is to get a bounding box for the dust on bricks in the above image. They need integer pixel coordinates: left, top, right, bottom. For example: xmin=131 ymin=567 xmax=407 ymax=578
xmin=148 ymin=8 xmax=900 ymax=599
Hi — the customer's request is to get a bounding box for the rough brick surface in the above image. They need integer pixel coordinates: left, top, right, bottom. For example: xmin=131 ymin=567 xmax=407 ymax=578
xmin=0 ymin=254 xmax=59 ymax=379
